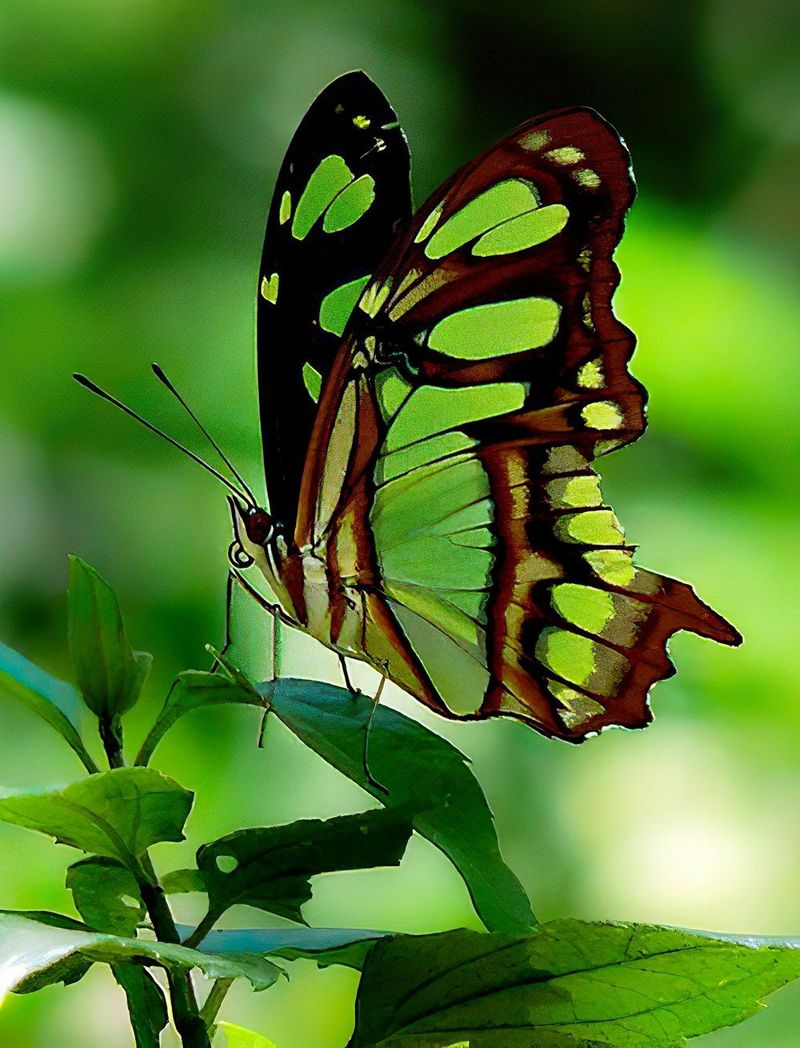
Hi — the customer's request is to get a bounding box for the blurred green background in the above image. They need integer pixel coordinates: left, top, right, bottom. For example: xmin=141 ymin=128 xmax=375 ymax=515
xmin=1 ymin=1 xmax=798 ymax=1044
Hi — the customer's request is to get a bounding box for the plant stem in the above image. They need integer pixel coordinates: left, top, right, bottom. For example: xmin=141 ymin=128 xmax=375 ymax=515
xmin=138 ymin=854 xmax=211 ymax=1048
xmin=200 ymin=977 xmax=234 ymax=1027
xmin=183 ymin=908 xmax=221 ymax=951
xmin=99 ymin=714 xmax=125 ymax=770
xmin=97 ymin=716 xmax=210 ymax=1046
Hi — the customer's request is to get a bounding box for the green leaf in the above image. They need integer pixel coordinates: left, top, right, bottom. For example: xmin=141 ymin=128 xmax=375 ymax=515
xmin=114 ymin=964 xmax=168 ymax=1048
xmin=66 ymin=857 xmax=145 ymax=935
xmin=270 ymin=937 xmax=381 ymax=971
xmin=265 ymin=678 xmax=535 ymax=932
xmin=0 ymin=911 xmax=283 ymax=997
xmin=349 ymin=920 xmax=800 ymax=1047
xmin=136 ymin=670 xmax=264 ymax=765
xmin=67 ymin=556 xmax=152 ymax=719
xmin=163 ymin=868 xmax=206 ymax=894
xmin=0 ymin=767 xmax=193 ymax=867
xmin=180 ymin=925 xmax=389 ymax=970
xmin=195 ymin=809 xmax=412 ymax=924
xmin=214 ymin=1022 xmax=276 ymax=1048
xmin=0 ymin=641 xmax=99 ymax=774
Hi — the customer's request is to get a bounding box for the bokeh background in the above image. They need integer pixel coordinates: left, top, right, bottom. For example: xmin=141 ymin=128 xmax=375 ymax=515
xmin=1 ymin=1 xmax=798 ymax=1044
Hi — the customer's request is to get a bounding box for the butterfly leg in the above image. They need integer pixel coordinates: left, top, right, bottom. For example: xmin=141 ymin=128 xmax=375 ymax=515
xmin=210 ymin=570 xmax=239 ymax=673
xmin=338 ymin=654 xmax=361 ymax=699
xmin=270 ymin=614 xmax=283 ymax=682
xmin=230 ymin=568 xmax=295 ymax=628
xmin=363 ymin=669 xmax=389 ymax=795
xmin=253 ymin=613 xmax=285 ymax=746
xmin=228 ymin=569 xmax=296 ymax=748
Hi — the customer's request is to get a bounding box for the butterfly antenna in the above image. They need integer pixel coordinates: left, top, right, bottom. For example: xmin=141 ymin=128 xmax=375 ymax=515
xmin=151 ymin=363 xmax=257 ymax=506
xmin=73 ymin=373 xmax=254 ymax=507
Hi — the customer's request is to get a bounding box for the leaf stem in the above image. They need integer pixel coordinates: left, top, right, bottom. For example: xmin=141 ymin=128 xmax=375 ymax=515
xmin=134 ymin=677 xmax=179 ymax=767
xmin=183 ymin=908 xmax=221 ymax=951
xmin=200 ymin=977 xmax=234 ymax=1028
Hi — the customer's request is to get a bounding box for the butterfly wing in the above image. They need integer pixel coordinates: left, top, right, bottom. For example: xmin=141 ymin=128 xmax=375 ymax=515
xmin=256 ymin=71 xmax=411 ymax=536
xmin=295 ymin=106 xmax=740 ymax=741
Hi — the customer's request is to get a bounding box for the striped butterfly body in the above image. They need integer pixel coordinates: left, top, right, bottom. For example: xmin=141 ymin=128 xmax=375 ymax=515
xmin=231 ymin=71 xmax=740 ymax=742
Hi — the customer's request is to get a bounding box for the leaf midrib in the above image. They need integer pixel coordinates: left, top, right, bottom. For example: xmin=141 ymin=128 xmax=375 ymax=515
xmin=378 ymin=939 xmax=768 ymax=1040
xmin=56 ymin=795 xmax=139 ymax=870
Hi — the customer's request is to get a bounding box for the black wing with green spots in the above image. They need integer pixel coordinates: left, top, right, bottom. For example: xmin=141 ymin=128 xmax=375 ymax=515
xmin=256 ymin=71 xmax=411 ymax=535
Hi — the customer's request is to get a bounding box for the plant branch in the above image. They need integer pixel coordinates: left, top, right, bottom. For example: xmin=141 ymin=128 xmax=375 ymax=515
xmin=200 ymin=977 xmax=234 ymax=1028
xmin=183 ymin=908 xmax=221 ymax=951
xmin=137 ymin=853 xmax=211 ymax=1048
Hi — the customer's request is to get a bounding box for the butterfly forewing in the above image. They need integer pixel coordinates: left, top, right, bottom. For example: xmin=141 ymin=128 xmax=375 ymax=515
xmin=357 ymin=107 xmax=645 ymax=454
xmin=257 ymin=71 xmax=411 ymax=535
xmin=296 ymin=105 xmax=740 ymax=741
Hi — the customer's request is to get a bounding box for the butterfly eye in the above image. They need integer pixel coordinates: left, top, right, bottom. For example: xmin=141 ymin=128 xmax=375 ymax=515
xmin=245 ymin=509 xmax=275 ymax=546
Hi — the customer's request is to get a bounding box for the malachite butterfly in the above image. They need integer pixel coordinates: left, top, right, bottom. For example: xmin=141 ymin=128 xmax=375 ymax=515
xmin=82 ymin=71 xmax=741 ymax=742
xmin=224 ymin=70 xmax=742 ymax=742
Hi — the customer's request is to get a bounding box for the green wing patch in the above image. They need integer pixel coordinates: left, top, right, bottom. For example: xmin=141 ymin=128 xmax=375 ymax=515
xmin=319 ymin=275 xmax=371 ymax=336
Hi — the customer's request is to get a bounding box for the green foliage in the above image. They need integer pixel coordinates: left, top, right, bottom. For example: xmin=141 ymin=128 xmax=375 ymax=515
xmin=0 ymin=911 xmax=283 ymax=994
xmin=187 ymin=810 xmax=412 ymax=925
xmin=213 ymin=1022 xmax=277 ymax=1048
xmin=65 ymin=857 xmax=145 ymax=934
xmin=265 ymin=677 xmax=536 ymax=933
xmin=350 ymin=922 xmax=800 ymax=1047
xmin=0 ymin=768 xmax=193 ymax=866
xmin=67 ymin=556 xmax=152 ymax=721
xmin=188 ymin=926 xmax=389 ymax=969
xmin=113 ymin=963 xmax=169 ymax=1048
xmin=136 ymin=670 xmax=264 ymax=765
xmin=162 ymin=868 xmax=206 ymax=893
xmin=0 ymin=640 xmax=99 ymax=773
xmin=1 ymin=557 xmax=797 ymax=1047
xmin=65 ymin=857 xmax=168 ymax=1047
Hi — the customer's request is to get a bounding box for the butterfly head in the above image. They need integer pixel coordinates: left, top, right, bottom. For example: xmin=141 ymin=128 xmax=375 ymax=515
xmin=227 ymin=496 xmax=278 ymax=570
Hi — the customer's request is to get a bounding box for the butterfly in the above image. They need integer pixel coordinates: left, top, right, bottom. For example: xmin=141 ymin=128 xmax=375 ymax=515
xmin=107 ymin=70 xmax=741 ymax=743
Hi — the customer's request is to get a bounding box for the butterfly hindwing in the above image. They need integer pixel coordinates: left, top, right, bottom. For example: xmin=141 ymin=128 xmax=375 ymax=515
xmin=257 ymin=71 xmax=411 ymax=535
xmin=476 ymin=442 xmax=738 ymax=735
xmin=296 ymin=106 xmax=740 ymax=741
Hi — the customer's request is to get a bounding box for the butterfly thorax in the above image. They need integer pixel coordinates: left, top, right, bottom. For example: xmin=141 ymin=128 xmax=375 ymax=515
xmin=230 ymin=491 xmax=379 ymax=663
